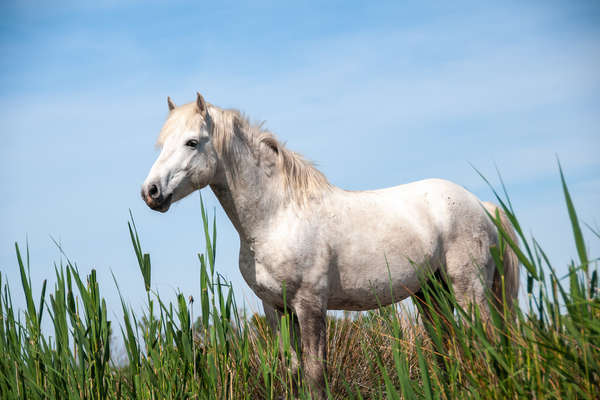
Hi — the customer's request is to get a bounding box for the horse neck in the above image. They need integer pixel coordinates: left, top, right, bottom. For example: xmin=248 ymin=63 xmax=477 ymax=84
xmin=208 ymin=114 xmax=286 ymax=243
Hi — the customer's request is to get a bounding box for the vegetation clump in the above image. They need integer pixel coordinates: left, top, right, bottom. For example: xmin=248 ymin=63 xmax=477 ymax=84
xmin=1 ymin=167 xmax=598 ymax=399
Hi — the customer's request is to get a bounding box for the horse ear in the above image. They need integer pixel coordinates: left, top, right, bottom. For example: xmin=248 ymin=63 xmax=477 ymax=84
xmin=196 ymin=92 xmax=207 ymax=117
xmin=167 ymin=96 xmax=176 ymax=111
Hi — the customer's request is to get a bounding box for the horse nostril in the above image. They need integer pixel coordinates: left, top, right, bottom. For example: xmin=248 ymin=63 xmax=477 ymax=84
xmin=149 ymin=184 xmax=159 ymax=199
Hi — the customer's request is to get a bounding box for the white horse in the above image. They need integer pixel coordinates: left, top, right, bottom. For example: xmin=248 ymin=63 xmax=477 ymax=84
xmin=142 ymin=93 xmax=519 ymax=398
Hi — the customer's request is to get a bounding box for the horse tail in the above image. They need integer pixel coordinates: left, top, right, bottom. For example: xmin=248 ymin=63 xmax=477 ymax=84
xmin=483 ymin=202 xmax=520 ymax=313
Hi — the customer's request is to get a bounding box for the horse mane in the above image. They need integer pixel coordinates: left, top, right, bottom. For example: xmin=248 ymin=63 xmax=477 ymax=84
xmin=158 ymin=102 xmax=331 ymax=204
xmin=218 ymin=108 xmax=332 ymax=204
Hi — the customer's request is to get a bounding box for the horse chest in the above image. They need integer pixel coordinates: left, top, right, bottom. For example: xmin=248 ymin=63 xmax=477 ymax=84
xmin=238 ymin=247 xmax=292 ymax=306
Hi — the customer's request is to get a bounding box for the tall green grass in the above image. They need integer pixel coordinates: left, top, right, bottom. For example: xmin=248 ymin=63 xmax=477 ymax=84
xmin=1 ymin=167 xmax=598 ymax=399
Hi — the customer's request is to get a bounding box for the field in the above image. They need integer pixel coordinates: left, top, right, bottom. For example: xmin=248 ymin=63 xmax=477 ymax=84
xmin=1 ymin=168 xmax=598 ymax=399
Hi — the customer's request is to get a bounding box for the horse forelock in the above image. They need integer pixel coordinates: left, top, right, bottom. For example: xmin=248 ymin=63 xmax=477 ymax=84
xmin=156 ymin=102 xmax=204 ymax=147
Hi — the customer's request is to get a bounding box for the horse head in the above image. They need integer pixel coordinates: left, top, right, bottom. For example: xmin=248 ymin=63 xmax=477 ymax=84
xmin=142 ymin=92 xmax=218 ymax=212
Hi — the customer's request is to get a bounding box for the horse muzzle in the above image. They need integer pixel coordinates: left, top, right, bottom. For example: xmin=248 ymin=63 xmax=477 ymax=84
xmin=142 ymin=183 xmax=172 ymax=212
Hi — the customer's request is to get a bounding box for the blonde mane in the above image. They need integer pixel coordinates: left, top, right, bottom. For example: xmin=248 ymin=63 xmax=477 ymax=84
xmin=158 ymin=103 xmax=331 ymax=204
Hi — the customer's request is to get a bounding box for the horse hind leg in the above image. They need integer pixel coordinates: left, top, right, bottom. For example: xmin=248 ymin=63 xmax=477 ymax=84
xmin=412 ymin=269 xmax=454 ymax=334
xmin=444 ymin=242 xmax=495 ymax=323
xmin=411 ymin=268 xmax=456 ymax=376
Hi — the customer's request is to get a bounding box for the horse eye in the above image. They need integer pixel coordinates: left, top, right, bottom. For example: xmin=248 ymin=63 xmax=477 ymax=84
xmin=186 ymin=139 xmax=198 ymax=148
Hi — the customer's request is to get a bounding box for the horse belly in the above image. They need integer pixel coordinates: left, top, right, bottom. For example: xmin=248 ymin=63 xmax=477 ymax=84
xmin=327 ymin=231 xmax=442 ymax=310
xmin=325 ymin=191 xmax=444 ymax=310
xmin=327 ymin=265 xmax=423 ymax=310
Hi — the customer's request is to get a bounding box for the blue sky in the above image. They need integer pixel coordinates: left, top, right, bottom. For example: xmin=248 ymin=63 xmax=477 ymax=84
xmin=1 ymin=1 xmax=599 ymax=326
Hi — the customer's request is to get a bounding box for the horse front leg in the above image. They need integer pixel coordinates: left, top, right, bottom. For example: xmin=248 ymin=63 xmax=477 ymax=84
xmin=294 ymin=298 xmax=328 ymax=400
xmin=263 ymin=301 xmax=301 ymax=396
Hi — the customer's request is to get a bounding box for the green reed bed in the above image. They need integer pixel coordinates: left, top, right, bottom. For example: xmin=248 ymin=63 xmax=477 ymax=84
xmin=1 ymin=166 xmax=598 ymax=399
